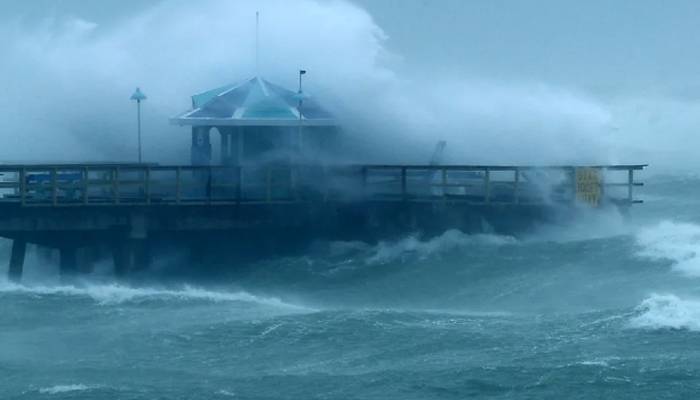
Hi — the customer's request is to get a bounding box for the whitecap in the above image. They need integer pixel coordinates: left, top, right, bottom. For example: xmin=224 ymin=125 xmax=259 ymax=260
xmin=38 ymin=384 xmax=93 ymax=394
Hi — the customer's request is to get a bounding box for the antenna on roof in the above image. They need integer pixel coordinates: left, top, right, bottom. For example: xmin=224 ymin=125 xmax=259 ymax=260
xmin=255 ymin=11 xmax=260 ymax=75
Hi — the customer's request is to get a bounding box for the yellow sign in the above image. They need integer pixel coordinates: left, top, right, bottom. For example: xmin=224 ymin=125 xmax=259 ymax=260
xmin=575 ymin=167 xmax=602 ymax=207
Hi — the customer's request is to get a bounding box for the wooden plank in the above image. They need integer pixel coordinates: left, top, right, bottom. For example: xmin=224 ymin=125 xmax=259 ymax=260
xmin=605 ymin=182 xmax=644 ymax=187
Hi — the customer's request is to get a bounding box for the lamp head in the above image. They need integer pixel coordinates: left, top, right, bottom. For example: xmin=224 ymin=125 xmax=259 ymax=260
xmin=130 ymin=87 xmax=147 ymax=101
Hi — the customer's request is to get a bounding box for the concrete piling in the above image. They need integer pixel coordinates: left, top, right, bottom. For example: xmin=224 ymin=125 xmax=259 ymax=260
xmin=113 ymin=240 xmax=150 ymax=277
xmin=59 ymin=247 xmax=78 ymax=279
xmin=8 ymin=239 xmax=26 ymax=282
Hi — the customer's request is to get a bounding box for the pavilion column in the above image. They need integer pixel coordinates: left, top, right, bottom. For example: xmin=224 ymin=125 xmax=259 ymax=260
xmin=228 ymin=128 xmax=244 ymax=166
xmin=191 ymin=126 xmax=212 ymax=165
xmin=220 ymin=129 xmax=230 ymax=165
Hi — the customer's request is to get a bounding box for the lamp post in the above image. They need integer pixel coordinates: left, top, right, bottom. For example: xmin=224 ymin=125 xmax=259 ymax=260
xmin=130 ymin=87 xmax=147 ymax=163
xmin=295 ymin=70 xmax=306 ymax=157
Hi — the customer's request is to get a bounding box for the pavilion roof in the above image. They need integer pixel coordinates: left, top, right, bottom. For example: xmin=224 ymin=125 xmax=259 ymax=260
xmin=171 ymin=76 xmax=336 ymax=127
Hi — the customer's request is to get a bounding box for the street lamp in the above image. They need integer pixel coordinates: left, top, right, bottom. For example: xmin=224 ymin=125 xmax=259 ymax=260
xmin=294 ymin=70 xmax=307 ymax=157
xmin=130 ymin=87 xmax=147 ymax=163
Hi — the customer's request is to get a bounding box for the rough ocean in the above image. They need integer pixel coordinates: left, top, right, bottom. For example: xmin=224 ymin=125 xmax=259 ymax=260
xmin=2 ymin=175 xmax=700 ymax=399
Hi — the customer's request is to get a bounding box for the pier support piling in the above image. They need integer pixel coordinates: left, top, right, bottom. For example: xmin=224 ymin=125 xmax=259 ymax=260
xmin=59 ymin=247 xmax=78 ymax=279
xmin=113 ymin=240 xmax=150 ymax=277
xmin=8 ymin=239 xmax=26 ymax=282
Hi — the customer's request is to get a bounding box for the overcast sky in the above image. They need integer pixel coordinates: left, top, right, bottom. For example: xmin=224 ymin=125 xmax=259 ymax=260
xmin=0 ymin=0 xmax=698 ymax=170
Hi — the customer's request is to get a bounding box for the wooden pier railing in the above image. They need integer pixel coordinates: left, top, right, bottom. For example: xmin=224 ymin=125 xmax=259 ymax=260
xmin=0 ymin=163 xmax=645 ymax=207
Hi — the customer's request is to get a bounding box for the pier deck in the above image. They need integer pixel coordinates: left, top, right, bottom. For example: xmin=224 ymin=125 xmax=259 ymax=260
xmin=0 ymin=163 xmax=645 ymax=281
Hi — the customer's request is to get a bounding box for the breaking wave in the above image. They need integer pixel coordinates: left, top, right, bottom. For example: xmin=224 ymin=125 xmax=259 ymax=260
xmin=0 ymin=282 xmax=311 ymax=310
xmin=630 ymin=294 xmax=700 ymax=331
xmin=636 ymin=220 xmax=700 ymax=276
xmin=364 ymin=229 xmax=517 ymax=265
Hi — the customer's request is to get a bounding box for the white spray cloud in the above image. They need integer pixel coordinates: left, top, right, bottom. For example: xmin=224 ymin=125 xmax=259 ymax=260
xmin=0 ymin=0 xmax=630 ymax=166
xmin=631 ymin=293 xmax=700 ymax=331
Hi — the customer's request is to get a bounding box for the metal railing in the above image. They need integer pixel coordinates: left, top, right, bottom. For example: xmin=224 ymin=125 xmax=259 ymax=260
xmin=0 ymin=163 xmax=646 ymax=207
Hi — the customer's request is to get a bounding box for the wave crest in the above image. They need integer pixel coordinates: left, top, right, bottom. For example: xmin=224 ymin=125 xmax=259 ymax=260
xmin=38 ymin=384 xmax=94 ymax=394
xmin=366 ymin=229 xmax=516 ymax=265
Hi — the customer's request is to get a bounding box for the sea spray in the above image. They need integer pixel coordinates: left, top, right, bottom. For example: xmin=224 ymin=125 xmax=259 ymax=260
xmin=630 ymin=294 xmax=700 ymax=331
xmin=636 ymin=220 xmax=700 ymax=276
xmin=365 ymin=229 xmax=517 ymax=265
xmin=0 ymin=281 xmax=312 ymax=310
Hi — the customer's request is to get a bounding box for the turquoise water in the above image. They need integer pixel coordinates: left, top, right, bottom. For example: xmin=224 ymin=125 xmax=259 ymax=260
xmin=3 ymin=176 xmax=700 ymax=399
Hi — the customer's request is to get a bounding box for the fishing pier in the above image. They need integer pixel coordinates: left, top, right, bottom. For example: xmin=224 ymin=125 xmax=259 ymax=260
xmin=1 ymin=162 xmax=644 ymax=281
xmin=0 ymin=74 xmax=647 ymax=281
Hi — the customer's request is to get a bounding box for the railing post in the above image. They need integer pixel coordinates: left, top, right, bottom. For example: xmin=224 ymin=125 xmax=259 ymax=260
xmin=207 ymin=166 xmax=213 ymax=204
xmin=113 ymin=167 xmax=120 ymax=204
xmin=322 ymin=165 xmax=329 ymax=202
xmin=441 ymin=168 xmax=447 ymax=198
xmin=290 ymin=166 xmax=298 ymax=201
xmin=83 ymin=166 xmax=89 ymax=205
xmin=571 ymin=167 xmax=578 ymax=203
xmin=628 ymin=169 xmax=634 ymax=203
xmin=266 ymin=167 xmax=272 ymax=203
xmin=19 ymin=168 xmax=26 ymax=206
xmin=513 ymin=168 xmax=520 ymax=204
xmin=175 ymin=166 xmax=181 ymax=204
xmin=361 ymin=166 xmax=368 ymax=198
xmin=484 ymin=168 xmax=490 ymax=204
xmin=401 ymin=167 xmax=407 ymax=200
xmin=51 ymin=168 xmax=57 ymax=206
xmin=144 ymin=166 xmax=151 ymax=204
xmin=236 ymin=166 xmax=242 ymax=204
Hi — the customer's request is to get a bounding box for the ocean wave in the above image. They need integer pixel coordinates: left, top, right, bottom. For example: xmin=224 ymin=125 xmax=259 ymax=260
xmin=636 ymin=220 xmax=700 ymax=276
xmin=630 ymin=294 xmax=700 ymax=331
xmin=38 ymin=384 xmax=95 ymax=394
xmin=366 ymin=229 xmax=516 ymax=265
xmin=527 ymin=206 xmax=630 ymax=243
xmin=0 ymin=282 xmax=312 ymax=310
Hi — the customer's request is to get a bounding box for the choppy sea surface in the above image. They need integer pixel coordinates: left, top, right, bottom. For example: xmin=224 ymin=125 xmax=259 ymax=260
xmin=3 ymin=174 xmax=700 ymax=399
